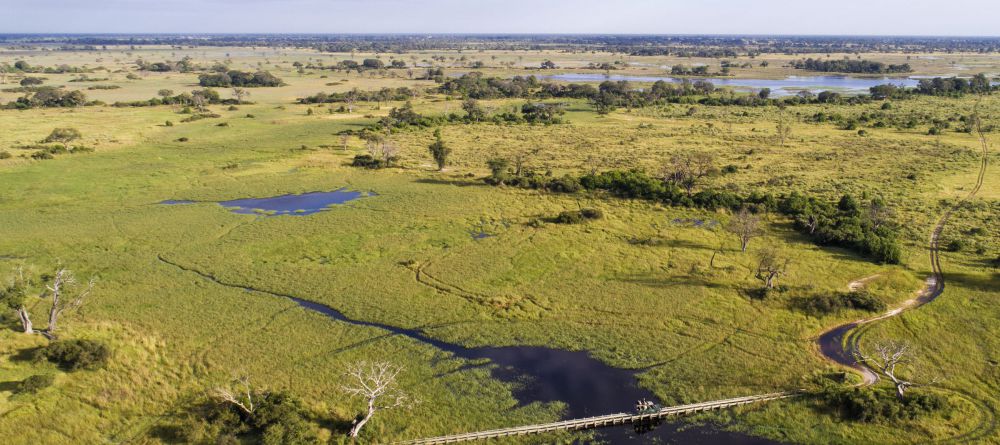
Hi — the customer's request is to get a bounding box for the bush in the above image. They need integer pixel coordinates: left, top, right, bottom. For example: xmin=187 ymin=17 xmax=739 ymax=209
xmin=176 ymin=137 xmax=189 ymax=142
xmin=31 ymin=151 xmax=54 ymax=160
xmin=799 ymin=290 xmax=886 ymax=316
xmin=816 ymin=384 xmax=947 ymax=422
xmin=175 ymin=390 xmax=317 ymax=444
xmin=43 ymin=127 xmax=82 ymax=144
xmin=165 ymin=120 xmax=173 ymax=127
xmin=17 ymin=374 xmax=55 ymax=394
xmin=37 ymin=339 xmax=110 ymax=371
xmin=946 ymin=239 xmax=965 ymax=252
xmin=351 ymin=154 xmax=384 ymax=169
xmin=554 ymin=208 xmax=601 ymax=224
xmin=0 ymin=151 xmax=11 ymax=159
xmin=554 ymin=211 xmax=583 ymax=224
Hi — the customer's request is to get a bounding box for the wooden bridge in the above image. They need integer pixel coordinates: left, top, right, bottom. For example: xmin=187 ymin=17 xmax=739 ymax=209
xmin=396 ymin=391 xmax=799 ymax=444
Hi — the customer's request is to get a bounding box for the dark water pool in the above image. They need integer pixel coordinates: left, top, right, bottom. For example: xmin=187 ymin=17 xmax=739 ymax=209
xmin=160 ymin=256 xmax=785 ymax=444
xmin=160 ymin=189 xmax=372 ymax=216
xmin=290 ymin=298 xmax=785 ymax=444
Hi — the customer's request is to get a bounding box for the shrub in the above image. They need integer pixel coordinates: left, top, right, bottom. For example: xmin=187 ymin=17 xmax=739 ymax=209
xmin=31 ymin=151 xmax=54 ymax=160
xmin=799 ymin=290 xmax=886 ymax=315
xmin=580 ymin=208 xmax=603 ymax=219
xmin=176 ymin=390 xmax=317 ymax=444
xmin=946 ymin=239 xmax=965 ymax=252
xmin=165 ymin=120 xmax=173 ymax=126
xmin=37 ymin=339 xmax=110 ymax=371
xmin=721 ymin=164 xmax=739 ymax=174
xmin=17 ymin=374 xmax=55 ymax=394
xmin=816 ymin=384 xmax=947 ymax=422
xmin=176 ymin=137 xmax=189 ymax=142
xmin=0 ymin=151 xmax=11 ymax=159
xmin=554 ymin=211 xmax=584 ymax=224
xmin=43 ymin=127 xmax=82 ymax=144
xmin=351 ymin=154 xmax=384 ymax=169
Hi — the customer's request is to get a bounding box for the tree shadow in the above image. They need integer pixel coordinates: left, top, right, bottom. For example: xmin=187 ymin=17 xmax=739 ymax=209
xmin=0 ymin=380 xmax=20 ymax=393
xmin=413 ymin=177 xmax=488 ymax=188
xmin=946 ymin=271 xmax=1000 ymax=293
xmin=9 ymin=346 xmax=42 ymax=363
xmin=613 ymin=272 xmax=728 ymax=289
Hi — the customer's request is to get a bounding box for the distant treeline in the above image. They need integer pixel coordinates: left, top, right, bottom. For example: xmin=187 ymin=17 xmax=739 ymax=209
xmin=792 ymin=58 xmax=912 ymax=74
xmin=2 ymin=60 xmax=95 ymax=74
xmin=5 ymin=34 xmax=1000 ymax=55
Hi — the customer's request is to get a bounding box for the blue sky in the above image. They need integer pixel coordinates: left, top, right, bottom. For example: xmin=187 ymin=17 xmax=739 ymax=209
xmin=5 ymin=0 xmax=999 ymax=36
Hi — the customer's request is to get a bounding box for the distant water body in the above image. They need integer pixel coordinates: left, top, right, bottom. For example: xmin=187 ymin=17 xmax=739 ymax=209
xmin=537 ymin=73 xmax=922 ymax=96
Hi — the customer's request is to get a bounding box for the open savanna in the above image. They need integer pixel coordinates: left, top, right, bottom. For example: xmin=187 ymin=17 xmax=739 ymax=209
xmin=1 ymin=48 xmax=998 ymax=444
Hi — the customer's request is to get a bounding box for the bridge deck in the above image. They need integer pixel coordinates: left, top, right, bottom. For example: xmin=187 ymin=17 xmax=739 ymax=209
xmin=396 ymin=391 xmax=798 ymax=444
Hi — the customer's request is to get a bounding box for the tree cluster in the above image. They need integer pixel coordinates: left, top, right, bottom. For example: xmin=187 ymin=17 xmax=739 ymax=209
xmin=792 ymin=58 xmax=912 ymax=74
xmin=198 ymin=70 xmax=283 ymax=88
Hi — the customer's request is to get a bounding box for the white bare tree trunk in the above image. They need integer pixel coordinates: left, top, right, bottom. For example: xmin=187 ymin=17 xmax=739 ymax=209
xmin=349 ymin=398 xmax=377 ymax=438
xmin=17 ymin=307 xmax=33 ymax=334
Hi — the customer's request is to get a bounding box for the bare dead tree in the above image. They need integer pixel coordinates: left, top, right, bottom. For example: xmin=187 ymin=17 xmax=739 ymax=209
xmin=191 ymin=93 xmax=207 ymax=112
xmin=726 ymin=207 xmax=762 ymax=252
xmin=804 ymin=213 xmax=820 ymax=234
xmin=341 ymin=361 xmax=413 ymax=438
xmin=866 ymin=198 xmax=894 ymax=231
xmin=754 ymin=247 xmax=790 ymax=289
xmin=231 ymin=87 xmax=249 ymax=104
xmin=344 ymin=89 xmax=358 ymax=114
xmin=212 ymin=375 xmax=256 ymax=416
xmin=379 ymin=139 xmax=399 ymax=167
xmin=858 ymin=340 xmax=941 ymax=400
xmin=43 ymin=268 xmax=94 ymax=334
xmin=776 ymin=116 xmax=793 ymax=146
xmin=663 ymin=152 xmax=715 ymax=196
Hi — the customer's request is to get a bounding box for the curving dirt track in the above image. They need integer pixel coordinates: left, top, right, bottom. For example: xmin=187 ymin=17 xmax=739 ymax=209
xmin=816 ymin=114 xmax=991 ymax=439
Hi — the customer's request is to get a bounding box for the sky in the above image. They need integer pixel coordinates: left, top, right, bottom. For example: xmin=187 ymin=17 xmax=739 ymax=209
xmin=3 ymin=0 xmax=999 ymax=36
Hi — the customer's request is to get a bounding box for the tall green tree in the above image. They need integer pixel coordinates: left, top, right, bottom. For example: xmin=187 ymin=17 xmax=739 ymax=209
xmin=427 ymin=129 xmax=451 ymax=171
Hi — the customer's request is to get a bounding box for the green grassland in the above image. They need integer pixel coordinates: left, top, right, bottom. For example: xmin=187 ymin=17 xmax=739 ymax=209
xmin=0 ymin=46 xmax=998 ymax=444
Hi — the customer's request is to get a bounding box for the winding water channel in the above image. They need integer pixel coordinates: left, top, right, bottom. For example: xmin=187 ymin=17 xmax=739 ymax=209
xmin=160 ymin=255 xmax=781 ymax=444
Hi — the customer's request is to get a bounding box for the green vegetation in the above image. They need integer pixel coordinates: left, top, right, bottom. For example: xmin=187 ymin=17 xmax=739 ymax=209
xmin=36 ymin=339 xmax=111 ymax=371
xmin=199 ymin=71 xmax=284 ymax=88
xmin=792 ymin=58 xmax=912 ymax=74
xmin=0 ymin=39 xmax=997 ymax=445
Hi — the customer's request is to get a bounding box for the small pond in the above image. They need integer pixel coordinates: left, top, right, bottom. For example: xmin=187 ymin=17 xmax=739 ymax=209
xmin=161 ymin=188 xmax=372 ymax=216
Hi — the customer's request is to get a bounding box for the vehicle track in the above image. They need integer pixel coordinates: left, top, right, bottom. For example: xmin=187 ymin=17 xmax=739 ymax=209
xmin=816 ymin=111 xmax=991 ymax=440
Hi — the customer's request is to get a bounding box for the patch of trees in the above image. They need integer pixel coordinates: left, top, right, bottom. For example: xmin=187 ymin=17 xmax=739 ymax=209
xmin=165 ymin=378 xmax=318 ymax=444
xmin=297 ymin=87 xmax=418 ymax=107
xmin=199 ymin=70 xmax=283 ymax=88
xmin=5 ymin=87 xmax=88 ymax=109
xmin=112 ymin=89 xmax=229 ymax=108
xmin=1 ymin=266 xmax=95 ymax=336
xmin=35 ymin=339 xmax=110 ymax=371
xmin=815 ymin=384 xmax=946 ymax=422
xmin=478 ymin=165 xmax=901 ymax=264
xmin=670 ymin=65 xmax=711 ymax=76
xmin=792 ymin=58 xmax=912 ymax=74
xmin=4 ymin=60 xmax=93 ymax=74
xmin=870 ymin=75 xmax=997 ymax=99
xmin=438 ymin=74 xmax=873 ymax=112
xmin=796 ymin=290 xmax=886 ymax=316
xmin=136 ymin=57 xmax=196 ymax=72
